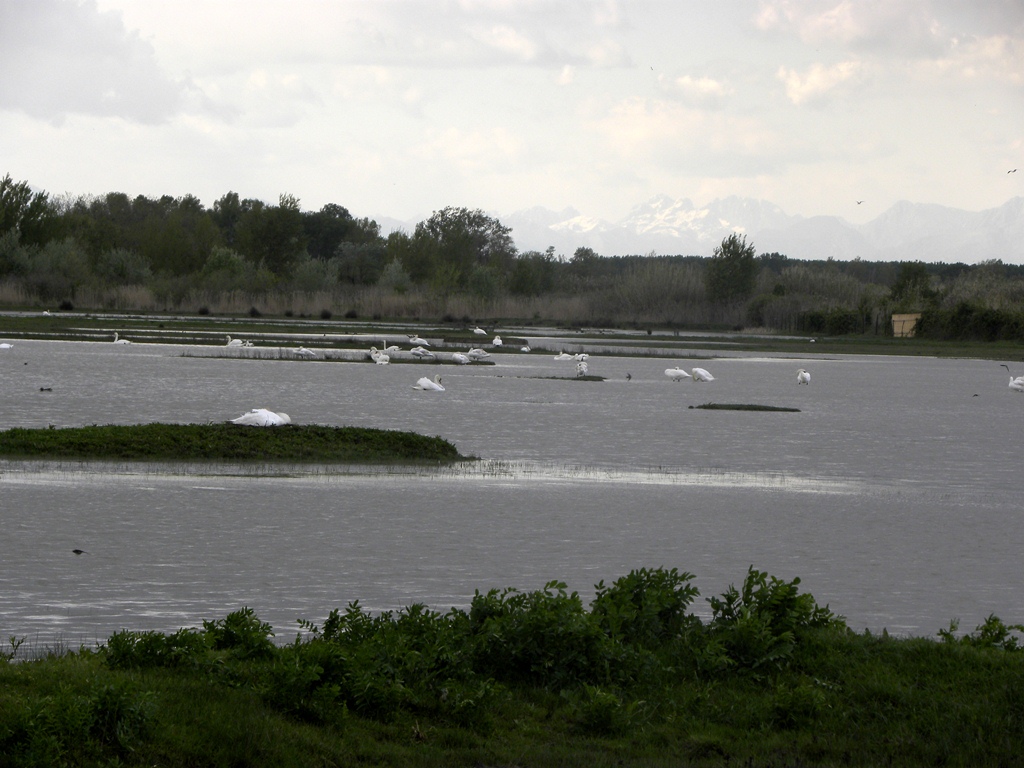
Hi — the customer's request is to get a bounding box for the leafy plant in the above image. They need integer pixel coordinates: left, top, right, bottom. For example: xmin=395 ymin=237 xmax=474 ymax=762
xmin=203 ymin=607 xmax=276 ymax=660
xmin=469 ymin=581 xmax=616 ymax=688
xmin=706 ymin=567 xmax=845 ymax=675
xmin=104 ymin=627 xmax=207 ymax=669
xmin=938 ymin=614 xmax=1024 ymax=651
xmin=591 ymin=567 xmax=700 ymax=649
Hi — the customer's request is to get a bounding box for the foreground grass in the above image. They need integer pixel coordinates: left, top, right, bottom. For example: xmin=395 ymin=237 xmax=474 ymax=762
xmin=0 ymin=423 xmax=465 ymax=463
xmin=3 ymin=568 xmax=1024 ymax=767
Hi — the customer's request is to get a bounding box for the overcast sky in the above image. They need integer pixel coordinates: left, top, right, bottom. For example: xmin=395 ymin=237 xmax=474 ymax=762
xmin=2 ymin=0 xmax=1022 ymax=227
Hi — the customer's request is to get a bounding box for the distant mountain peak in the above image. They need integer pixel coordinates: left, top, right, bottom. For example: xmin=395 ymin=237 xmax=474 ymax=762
xmin=380 ymin=196 xmax=1024 ymax=264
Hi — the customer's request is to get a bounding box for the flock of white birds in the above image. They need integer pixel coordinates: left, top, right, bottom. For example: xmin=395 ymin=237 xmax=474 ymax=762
xmin=3 ymin=329 xmax=1022 ymax=431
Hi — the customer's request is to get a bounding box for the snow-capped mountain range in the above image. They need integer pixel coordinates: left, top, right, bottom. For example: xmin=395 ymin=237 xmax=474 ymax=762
xmin=377 ymin=195 xmax=1024 ymax=265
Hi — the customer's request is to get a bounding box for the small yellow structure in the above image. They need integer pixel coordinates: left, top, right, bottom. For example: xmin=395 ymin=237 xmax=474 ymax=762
xmin=892 ymin=313 xmax=922 ymax=338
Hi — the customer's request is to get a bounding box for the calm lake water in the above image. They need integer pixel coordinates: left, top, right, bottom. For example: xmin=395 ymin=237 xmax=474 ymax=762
xmin=1 ymin=335 xmax=1022 ymax=645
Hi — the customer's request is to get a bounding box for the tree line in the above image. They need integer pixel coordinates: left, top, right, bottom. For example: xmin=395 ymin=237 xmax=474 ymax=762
xmin=3 ymin=173 xmax=1024 ymax=339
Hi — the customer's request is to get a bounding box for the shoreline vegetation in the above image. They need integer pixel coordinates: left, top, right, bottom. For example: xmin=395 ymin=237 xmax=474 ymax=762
xmin=3 ymin=567 xmax=1024 ymax=767
xmin=0 ymin=423 xmax=466 ymax=463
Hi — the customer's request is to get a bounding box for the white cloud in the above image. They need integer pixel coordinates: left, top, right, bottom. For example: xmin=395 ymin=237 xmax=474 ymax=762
xmin=665 ymin=75 xmax=733 ymax=107
xmin=777 ymin=60 xmax=866 ymax=105
xmin=924 ymin=34 xmax=1024 ymax=86
xmin=755 ymin=0 xmax=943 ymax=54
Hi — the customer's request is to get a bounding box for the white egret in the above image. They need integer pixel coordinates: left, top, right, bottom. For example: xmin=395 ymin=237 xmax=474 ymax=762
xmin=408 ymin=335 xmax=430 ymax=346
xmin=1001 ymin=364 xmax=1024 ymax=392
xmin=797 ymin=368 xmax=811 ymax=385
xmin=452 ymin=352 xmax=471 ymax=365
xmin=691 ymin=367 xmax=715 ymax=382
xmin=113 ymin=332 xmax=131 ymax=345
xmin=665 ymin=366 xmax=689 ymax=382
xmin=467 ymin=347 xmax=490 ymax=360
xmin=226 ymin=335 xmax=243 ymax=347
xmin=493 ymin=335 xmax=503 ymax=346
xmin=413 ymin=374 xmax=445 ymax=391
xmin=230 ymin=408 xmax=291 ymax=426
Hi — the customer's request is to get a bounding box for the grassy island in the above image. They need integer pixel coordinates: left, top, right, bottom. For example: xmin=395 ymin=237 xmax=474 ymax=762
xmin=0 ymin=423 xmax=465 ymax=463
xmin=3 ymin=567 xmax=1024 ymax=767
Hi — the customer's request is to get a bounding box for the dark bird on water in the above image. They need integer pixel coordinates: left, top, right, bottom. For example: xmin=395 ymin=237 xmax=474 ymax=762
xmin=72 ymin=549 xmax=88 ymax=555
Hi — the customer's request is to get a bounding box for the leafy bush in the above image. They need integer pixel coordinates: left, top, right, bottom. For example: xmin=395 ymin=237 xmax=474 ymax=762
xmin=591 ymin=567 xmax=700 ymax=649
xmin=469 ymin=581 xmax=617 ymax=687
xmin=298 ymin=602 xmax=489 ymax=721
xmin=0 ymin=676 xmax=154 ymax=764
xmin=938 ymin=614 xmax=1024 ymax=651
xmin=104 ymin=627 xmax=207 ymax=669
xmin=705 ymin=567 xmax=844 ymax=676
xmin=203 ymin=607 xmax=276 ymax=660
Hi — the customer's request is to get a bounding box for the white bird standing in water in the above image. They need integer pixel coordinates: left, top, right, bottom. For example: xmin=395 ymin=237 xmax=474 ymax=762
xmin=413 ymin=374 xmax=445 ymax=391
xmin=113 ymin=332 xmax=131 ymax=345
xmin=665 ymin=366 xmax=689 ymax=382
xmin=691 ymin=367 xmax=715 ymax=382
xmin=1001 ymin=364 xmax=1024 ymax=392
xmin=797 ymin=368 xmax=811 ymax=385
xmin=230 ymin=408 xmax=291 ymax=426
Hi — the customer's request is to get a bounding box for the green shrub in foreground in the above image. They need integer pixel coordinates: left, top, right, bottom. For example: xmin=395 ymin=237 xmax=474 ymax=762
xmin=6 ymin=566 xmax=1024 ymax=767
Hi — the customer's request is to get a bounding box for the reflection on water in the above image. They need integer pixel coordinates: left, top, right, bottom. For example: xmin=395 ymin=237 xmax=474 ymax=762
xmin=1 ymin=339 xmax=1022 ymax=643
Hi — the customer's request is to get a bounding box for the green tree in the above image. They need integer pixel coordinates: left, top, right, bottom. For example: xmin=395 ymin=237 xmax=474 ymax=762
xmin=509 ymin=250 xmax=557 ymax=296
xmin=24 ymin=238 xmax=91 ymax=301
xmin=0 ymin=174 xmax=57 ymax=246
xmin=93 ymin=247 xmax=153 ymax=286
xmin=235 ymin=194 xmax=307 ymax=277
xmin=412 ymin=207 xmax=516 ymax=288
xmin=303 ymin=203 xmax=355 ymax=261
xmin=335 ymin=241 xmax=386 ymax=285
xmin=890 ymin=261 xmax=936 ymax=308
xmin=378 ymin=258 xmax=411 ymax=293
xmin=705 ymin=233 xmax=758 ymax=304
